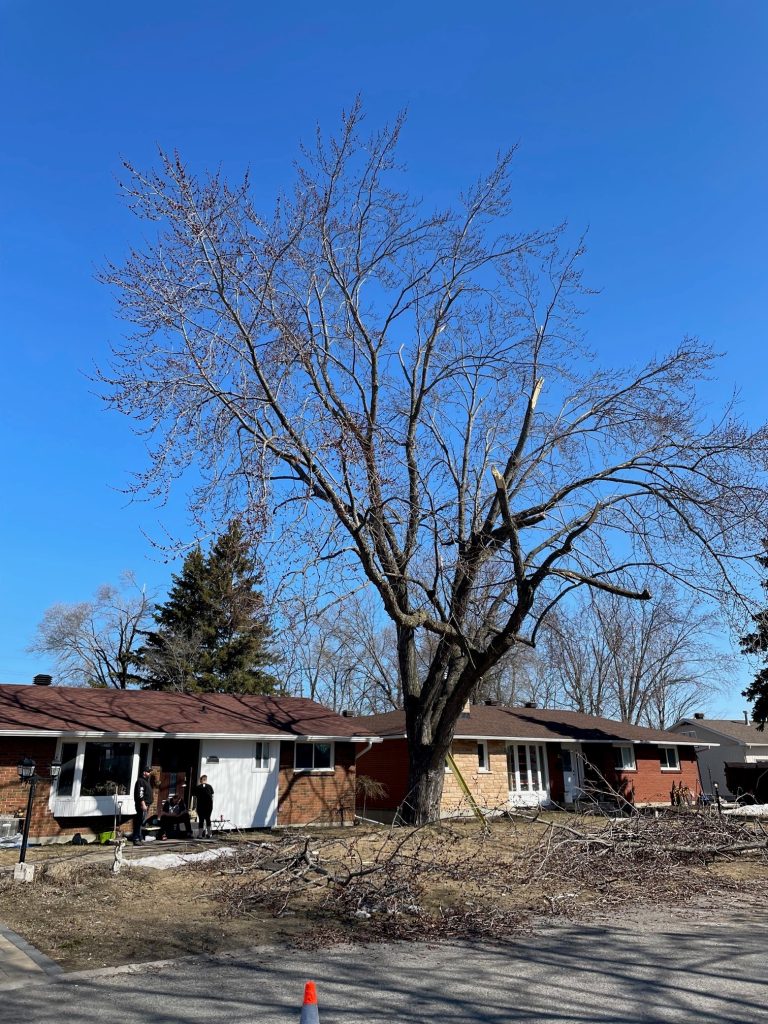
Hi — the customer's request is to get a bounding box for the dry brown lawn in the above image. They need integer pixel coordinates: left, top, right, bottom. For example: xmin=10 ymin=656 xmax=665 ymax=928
xmin=0 ymin=813 xmax=764 ymax=972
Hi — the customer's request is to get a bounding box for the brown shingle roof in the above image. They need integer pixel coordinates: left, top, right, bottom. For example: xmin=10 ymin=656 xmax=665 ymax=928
xmin=0 ymin=684 xmax=376 ymax=740
xmin=674 ymin=718 xmax=768 ymax=745
xmin=348 ymin=705 xmax=703 ymax=745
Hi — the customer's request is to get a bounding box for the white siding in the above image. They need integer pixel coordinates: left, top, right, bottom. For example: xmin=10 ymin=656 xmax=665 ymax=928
xmin=199 ymin=739 xmax=279 ymax=828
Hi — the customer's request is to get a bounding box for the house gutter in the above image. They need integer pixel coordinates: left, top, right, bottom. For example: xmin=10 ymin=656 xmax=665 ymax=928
xmin=0 ymin=730 xmax=384 ymax=742
xmin=366 ymin=732 xmax=714 ymax=747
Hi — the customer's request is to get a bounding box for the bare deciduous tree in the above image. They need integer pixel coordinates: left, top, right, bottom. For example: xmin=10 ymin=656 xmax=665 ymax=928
xmin=541 ymin=586 xmax=729 ymax=728
xmin=279 ymin=590 xmax=400 ymax=713
xmin=99 ymin=104 xmax=768 ymax=821
xmin=29 ymin=574 xmax=152 ymax=689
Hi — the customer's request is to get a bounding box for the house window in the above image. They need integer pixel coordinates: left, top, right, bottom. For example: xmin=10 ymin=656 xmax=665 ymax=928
xmin=253 ymin=742 xmax=270 ymax=770
xmin=507 ymin=744 xmax=548 ymax=793
xmin=659 ymin=746 xmax=680 ymax=771
xmin=80 ymin=742 xmax=135 ymax=796
xmin=54 ymin=739 xmax=150 ymax=806
xmin=294 ymin=742 xmax=334 ymax=771
xmin=477 ymin=742 xmax=489 ymax=772
xmin=614 ymin=746 xmax=636 ymax=771
xmin=56 ymin=742 xmax=79 ymax=797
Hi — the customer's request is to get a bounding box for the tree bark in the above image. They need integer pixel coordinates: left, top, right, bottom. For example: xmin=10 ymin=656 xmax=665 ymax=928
xmin=396 ymin=624 xmax=450 ymax=823
xmin=403 ymin=736 xmax=447 ymax=825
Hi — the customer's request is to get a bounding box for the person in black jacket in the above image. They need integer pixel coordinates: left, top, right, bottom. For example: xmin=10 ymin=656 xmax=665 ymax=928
xmin=131 ymin=766 xmax=153 ymax=845
xmin=158 ymin=793 xmax=192 ymax=839
xmin=193 ymin=775 xmax=214 ymax=838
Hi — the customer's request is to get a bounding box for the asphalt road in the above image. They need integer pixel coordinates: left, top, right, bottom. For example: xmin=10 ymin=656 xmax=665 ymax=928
xmin=4 ymin=906 xmax=767 ymax=1023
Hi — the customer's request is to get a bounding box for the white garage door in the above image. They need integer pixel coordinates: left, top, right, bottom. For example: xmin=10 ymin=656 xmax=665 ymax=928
xmin=198 ymin=739 xmax=279 ymax=828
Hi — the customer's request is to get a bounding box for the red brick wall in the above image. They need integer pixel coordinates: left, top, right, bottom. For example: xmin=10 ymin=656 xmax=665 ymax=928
xmin=582 ymin=743 xmax=700 ymax=805
xmin=355 ymin=738 xmax=410 ymax=812
xmin=2 ymin=738 xmax=140 ymax=842
xmin=277 ymin=742 xmax=357 ymax=825
xmin=0 ymin=736 xmax=73 ymax=839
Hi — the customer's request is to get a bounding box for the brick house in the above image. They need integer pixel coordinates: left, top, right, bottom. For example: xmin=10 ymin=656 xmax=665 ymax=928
xmin=349 ymin=703 xmax=707 ymax=819
xmin=0 ymin=681 xmax=379 ymax=844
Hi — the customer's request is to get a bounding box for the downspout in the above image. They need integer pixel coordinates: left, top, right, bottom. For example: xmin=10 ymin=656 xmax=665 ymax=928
xmin=353 ymin=739 xmax=386 ymax=826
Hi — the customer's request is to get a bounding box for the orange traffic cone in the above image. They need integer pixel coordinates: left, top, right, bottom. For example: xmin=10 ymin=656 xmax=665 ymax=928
xmin=299 ymin=981 xmax=320 ymax=1023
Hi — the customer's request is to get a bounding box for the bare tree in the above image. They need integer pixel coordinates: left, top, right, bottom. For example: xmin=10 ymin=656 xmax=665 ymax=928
xmin=538 ymin=603 xmax=614 ymax=717
xmin=472 ymin=645 xmax=556 ymax=708
xmin=542 ymin=586 xmax=729 ymax=727
xmin=280 ymin=590 xmax=400 ymax=713
xmin=29 ymin=574 xmax=153 ymax=689
xmin=99 ymin=104 xmax=768 ymax=821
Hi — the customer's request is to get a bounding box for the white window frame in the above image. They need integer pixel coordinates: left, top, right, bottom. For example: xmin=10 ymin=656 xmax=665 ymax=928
xmin=252 ymin=741 xmax=271 ymax=771
xmin=52 ymin=738 xmax=151 ymax=817
xmin=659 ymin=745 xmax=680 ymax=771
xmin=614 ymin=745 xmax=636 ymax=771
xmin=507 ymin=744 xmax=549 ymax=795
xmin=294 ymin=741 xmax=335 ymax=773
xmin=477 ymin=741 xmax=490 ymax=773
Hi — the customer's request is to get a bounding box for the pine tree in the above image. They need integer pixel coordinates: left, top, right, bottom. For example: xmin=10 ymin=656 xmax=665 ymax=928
xmin=138 ymin=521 xmax=278 ymax=694
xmin=741 ymin=541 xmax=768 ymax=724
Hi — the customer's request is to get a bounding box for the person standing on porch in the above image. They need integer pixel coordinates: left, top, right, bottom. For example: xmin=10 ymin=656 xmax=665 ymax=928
xmin=193 ymin=775 xmax=214 ymax=838
xmin=131 ymin=766 xmax=153 ymax=846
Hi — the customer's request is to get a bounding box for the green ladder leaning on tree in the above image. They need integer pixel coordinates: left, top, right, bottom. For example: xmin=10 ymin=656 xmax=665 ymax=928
xmin=445 ymin=753 xmax=486 ymax=823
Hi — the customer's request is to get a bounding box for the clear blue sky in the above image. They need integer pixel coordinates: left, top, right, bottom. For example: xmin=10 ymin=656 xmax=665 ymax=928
xmin=1 ymin=1 xmax=766 ymax=714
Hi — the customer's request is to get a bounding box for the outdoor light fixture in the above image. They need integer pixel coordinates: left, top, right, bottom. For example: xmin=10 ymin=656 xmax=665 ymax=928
xmin=16 ymin=756 xmax=63 ymax=866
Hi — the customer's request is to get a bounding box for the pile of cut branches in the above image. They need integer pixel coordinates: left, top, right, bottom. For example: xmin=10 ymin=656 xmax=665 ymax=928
xmin=508 ymin=807 xmax=768 ymax=914
xmin=199 ymin=811 xmax=767 ymax=942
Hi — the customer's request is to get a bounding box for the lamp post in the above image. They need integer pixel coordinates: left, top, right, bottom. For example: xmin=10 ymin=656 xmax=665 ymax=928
xmin=16 ymin=756 xmax=61 ymax=865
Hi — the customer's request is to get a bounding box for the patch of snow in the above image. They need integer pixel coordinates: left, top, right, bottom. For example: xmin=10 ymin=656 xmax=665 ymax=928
xmin=130 ymin=846 xmax=235 ymax=870
xmin=723 ymin=804 xmax=768 ymax=818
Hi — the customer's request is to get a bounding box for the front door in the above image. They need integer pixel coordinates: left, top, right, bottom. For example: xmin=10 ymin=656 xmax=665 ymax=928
xmin=151 ymin=739 xmax=200 ymax=812
xmin=561 ymin=746 xmax=583 ymax=804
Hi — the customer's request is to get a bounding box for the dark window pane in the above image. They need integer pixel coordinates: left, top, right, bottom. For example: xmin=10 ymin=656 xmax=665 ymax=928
xmin=477 ymin=743 xmax=486 ymax=770
xmin=295 ymin=743 xmax=313 ymax=770
xmin=57 ymin=743 xmax=78 ymax=797
xmin=314 ymin=743 xmax=332 ymax=769
xmin=660 ymin=746 xmax=679 ymax=770
xmin=80 ymin=742 xmax=134 ymax=796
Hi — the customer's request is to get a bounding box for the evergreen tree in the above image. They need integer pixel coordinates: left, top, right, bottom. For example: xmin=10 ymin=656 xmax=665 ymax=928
xmin=741 ymin=540 xmax=768 ymax=724
xmin=138 ymin=521 xmax=278 ymax=694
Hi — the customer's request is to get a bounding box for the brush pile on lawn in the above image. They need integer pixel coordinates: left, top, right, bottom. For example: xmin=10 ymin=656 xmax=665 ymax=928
xmin=201 ymin=810 xmax=768 ymax=942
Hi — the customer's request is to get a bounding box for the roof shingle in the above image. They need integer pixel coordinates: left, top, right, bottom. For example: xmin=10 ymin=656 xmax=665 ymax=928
xmin=348 ymin=705 xmax=703 ymax=745
xmin=674 ymin=718 xmax=768 ymax=745
xmin=0 ymin=684 xmax=375 ymax=740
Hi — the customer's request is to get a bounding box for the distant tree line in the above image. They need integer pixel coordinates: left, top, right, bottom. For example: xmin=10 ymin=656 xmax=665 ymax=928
xmin=280 ymin=582 xmax=729 ymax=729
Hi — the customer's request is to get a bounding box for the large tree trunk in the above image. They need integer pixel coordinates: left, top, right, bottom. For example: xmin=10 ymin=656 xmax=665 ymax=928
xmin=402 ymin=728 xmax=449 ymax=824
xmin=396 ymin=625 xmax=454 ymax=823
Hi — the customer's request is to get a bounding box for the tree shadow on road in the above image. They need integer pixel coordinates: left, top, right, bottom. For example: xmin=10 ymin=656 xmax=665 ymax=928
xmin=4 ymin=911 xmax=768 ymax=1023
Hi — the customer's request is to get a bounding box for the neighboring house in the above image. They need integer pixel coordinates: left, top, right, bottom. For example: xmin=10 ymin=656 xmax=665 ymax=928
xmin=0 ymin=679 xmax=379 ymax=843
xmin=670 ymin=714 xmax=768 ymax=800
xmin=349 ymin=703 xmax=708 ymax=819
